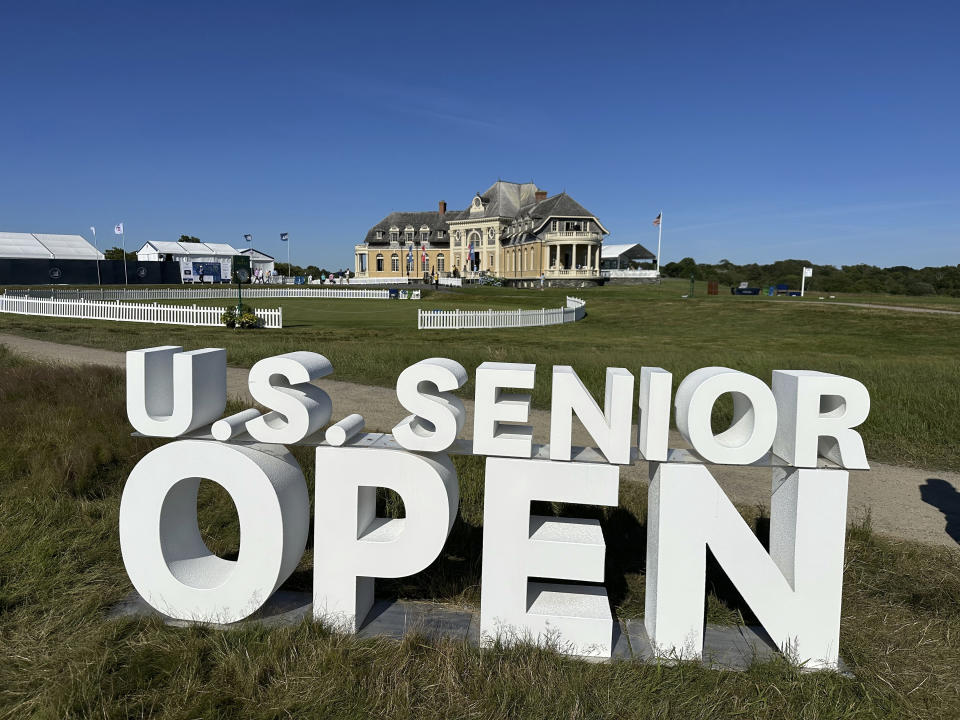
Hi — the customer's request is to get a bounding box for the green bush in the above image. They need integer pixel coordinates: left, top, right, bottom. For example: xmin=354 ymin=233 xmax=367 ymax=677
xmin=221 ymin=304 xmax=263 ymax=329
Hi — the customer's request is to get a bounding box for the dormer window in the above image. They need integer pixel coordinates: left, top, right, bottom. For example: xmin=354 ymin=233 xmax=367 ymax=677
xmin=551 ymin=220 xmax=558 ymax=232
xmin=376 ymin=230 xmax=383 ymax=240
xmin=389 ymin=226 xmax=399 ymax=242
xmin=405 ymin=226 xmax=414 ymax=242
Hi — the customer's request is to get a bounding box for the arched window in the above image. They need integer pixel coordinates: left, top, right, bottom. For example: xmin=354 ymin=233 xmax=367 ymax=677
xmin=376 ymin=253 xmax=384 ymax=272
xmin=391 ymin=253 xmax=399 ymax=272
xmin=437 ymin=253 xmax=445 ymax=273
xmin=423 ymin=255 xmax=430 ymax=273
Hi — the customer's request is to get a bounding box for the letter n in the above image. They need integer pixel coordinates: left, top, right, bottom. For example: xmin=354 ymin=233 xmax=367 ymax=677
xmin=644 ymin=463 xmax=848 ymax=669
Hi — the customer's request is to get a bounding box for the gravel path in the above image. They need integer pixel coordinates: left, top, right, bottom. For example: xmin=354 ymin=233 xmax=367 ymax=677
xmin=3 ymin=331 xmax=958 ymax=550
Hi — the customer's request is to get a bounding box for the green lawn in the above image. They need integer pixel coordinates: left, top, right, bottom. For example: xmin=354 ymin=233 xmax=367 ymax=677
xmin=2 ymin=281 xmax=959 ymax=470
xmin=1 ymin=346 xmax=958 ymax=719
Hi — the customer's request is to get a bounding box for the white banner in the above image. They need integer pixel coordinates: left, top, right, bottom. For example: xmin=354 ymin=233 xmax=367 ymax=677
xmin=114 ymin=223 xmax=124 ymax=235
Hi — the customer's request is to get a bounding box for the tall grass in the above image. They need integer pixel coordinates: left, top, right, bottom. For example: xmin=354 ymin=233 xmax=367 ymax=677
xmin=1 ymin=346 xmax=959 ymax=718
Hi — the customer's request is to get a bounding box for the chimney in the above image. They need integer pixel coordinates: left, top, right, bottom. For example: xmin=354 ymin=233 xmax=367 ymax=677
xmin=438 ymin=200 xmax=447 ymax=216
xmin=535 ymin=190 xmax=547 ymax=203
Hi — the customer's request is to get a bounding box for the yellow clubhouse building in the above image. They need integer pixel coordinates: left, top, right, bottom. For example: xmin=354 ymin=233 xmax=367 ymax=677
xmin=354 ymin=181 xmax=608 ymax=284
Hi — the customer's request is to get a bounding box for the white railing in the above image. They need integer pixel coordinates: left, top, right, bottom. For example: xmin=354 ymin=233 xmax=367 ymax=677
xmin=0 ymin=295 xmax=282 ymax=328
xmin=5 ymin=287 xmax=412 ymax=301
xmin=549 ymin=268 xmax=598 ymax=277
xmin=545 ymin=231 xmax=601 ymax=239
xmin=418 ymin=296 xmax=586 ymax=330
xmin=348 ymin=277 xmax=410 ymax=285
xmin=439 ymin=277 xmax=463 ymax=287
xmin=601 ymin=269 xmax=659 ymax=279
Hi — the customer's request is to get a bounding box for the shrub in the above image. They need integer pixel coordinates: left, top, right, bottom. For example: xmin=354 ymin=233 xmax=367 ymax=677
xmin=221 ymin=304 xmax=263 ymax=329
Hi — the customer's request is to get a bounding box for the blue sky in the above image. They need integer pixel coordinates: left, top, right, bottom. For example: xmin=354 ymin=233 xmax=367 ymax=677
xmin=1 ymin=1 xmax=957 ymax=269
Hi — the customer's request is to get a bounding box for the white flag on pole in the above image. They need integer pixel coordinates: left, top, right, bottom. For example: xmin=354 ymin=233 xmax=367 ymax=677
xmin=114 ymin=223 xmax=124 ymax=235
xmin=803 ymin=267 xmax=813 ymax=278
xmin=90 ymin=226 xmax=96 ymax=235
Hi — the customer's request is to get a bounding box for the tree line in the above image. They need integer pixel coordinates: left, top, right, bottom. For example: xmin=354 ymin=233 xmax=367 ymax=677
xmin=657 ymin=257 xmax=960 ymax=296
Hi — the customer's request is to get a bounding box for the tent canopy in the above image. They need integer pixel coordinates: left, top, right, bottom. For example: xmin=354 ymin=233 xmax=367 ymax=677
xmin=600 ymin=242 xmax=656 ymax=261
xmin=0 ymin=232 xmax=104 ymax=260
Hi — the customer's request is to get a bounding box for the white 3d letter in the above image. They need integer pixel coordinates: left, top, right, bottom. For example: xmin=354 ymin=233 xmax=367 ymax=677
xmin=645 ymin=463 xmax=848 ymax=668
xmin=480 ymin=457 xmax=619 ymax=658
xmin=127 ymin=346 xmax=226 ymax=437
xmin=638 ymin=367 xmax=672 ymax=461
xmin=393 ymin=358 xmax=467 ymax=452
xmin=313 ymin=447 xmax=459 ymax=631
xmin=473 ymin=362 xmax=535 ymax=458
xmin=549 ymin=366 xmax=634 ymax=464
xmin=245 ymin=351 xmax=333 ymax=444
xmin=119 ymin=440 xmax=310 ymax=623
xmin=772 ymin=370 xmax=870 ymax=469
xmin=674 ymin=367 xmax=777 ymax=464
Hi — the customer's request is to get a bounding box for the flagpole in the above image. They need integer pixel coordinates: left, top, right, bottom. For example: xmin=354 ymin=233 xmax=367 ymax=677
xmin=122 ymin=227 xmax=129 ymax=287
xmin=92 ymin=227 xmax=101 ymax=286
xmin=287 ymin=236 xmax=291 ymax=284
xmin=656 ymin=210 xmax=663 ymax=276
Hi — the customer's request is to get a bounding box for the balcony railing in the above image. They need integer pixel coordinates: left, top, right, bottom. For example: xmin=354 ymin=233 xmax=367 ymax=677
xmin=544 ymin=231 xmax=601 ymax=240
xmin=547 ymin=268 xmax=599 ymax=277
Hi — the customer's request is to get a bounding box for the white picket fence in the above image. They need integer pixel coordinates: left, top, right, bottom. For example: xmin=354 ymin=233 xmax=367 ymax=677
xmin=0 ymin=295 xmax=283 ymax=328
xmin=9 ymin=287 xmax=415 ymax=301
xmin=418 ymin=296 xmax=586 ymax=330
xmin=600 ymin=269 xmax=660 ymax=279
xmin=438 ymin=277 xmax=463 ymax=287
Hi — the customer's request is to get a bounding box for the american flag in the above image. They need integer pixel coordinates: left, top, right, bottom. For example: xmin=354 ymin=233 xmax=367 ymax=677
xmin=652 ymin=213 xmax=662 ymax=227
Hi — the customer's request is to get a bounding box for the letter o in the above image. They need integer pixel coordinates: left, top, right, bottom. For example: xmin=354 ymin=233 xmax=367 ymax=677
xmin=119 ymin=440 xmax=310 ymax=623
xmin=675 ymin=367 xmax=777 ymax=464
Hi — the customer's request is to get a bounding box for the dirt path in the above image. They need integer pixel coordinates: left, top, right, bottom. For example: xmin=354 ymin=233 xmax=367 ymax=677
xmin=3 ymin=331 xmax=958 ymax=550
xmin=814 ymin=301 xmax=960 ymax=315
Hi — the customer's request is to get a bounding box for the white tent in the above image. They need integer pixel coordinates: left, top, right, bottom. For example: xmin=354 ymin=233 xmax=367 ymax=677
xmin=0 ymin=232 xmax=104 ymax=260
xmin=239 ymin=248 xmax=275 ymax=276
xmin=136 ymin=241 xmax=242 ymax=282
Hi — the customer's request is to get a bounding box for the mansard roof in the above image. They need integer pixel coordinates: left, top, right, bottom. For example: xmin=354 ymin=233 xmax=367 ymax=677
xmin=469 ymin=180 xmax=604 ymax=226
xmin=364 ymin=210 xmax=465 ymax=244
xmin=520 ymin=192 xmax=595 ymax=220
xmin=474 ymin=181 xmax=542 ymax=218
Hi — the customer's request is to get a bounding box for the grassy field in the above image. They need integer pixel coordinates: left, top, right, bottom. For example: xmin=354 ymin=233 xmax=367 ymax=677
xmin=1 ymin=346 xmax=959 ymax=718
xmin=2 ymin=280 xmax=959 ymax=471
